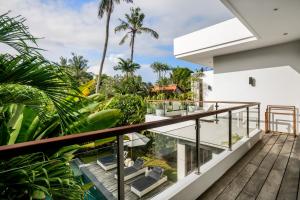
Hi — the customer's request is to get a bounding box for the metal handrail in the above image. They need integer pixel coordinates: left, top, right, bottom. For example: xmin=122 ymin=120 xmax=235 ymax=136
xmin=0 ymin=102 xmax=259 ymax=158
xmin=0 ymin=100 xmax=260 ymax=200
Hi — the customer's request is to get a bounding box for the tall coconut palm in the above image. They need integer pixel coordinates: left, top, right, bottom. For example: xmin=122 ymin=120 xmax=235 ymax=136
xmin=96 ymin=0 xmax=133 ymax=94
xmin=113 ymin=58 xmax=140 ymax=78
xmin=150 ymin=62 xmax=170 ymax=82
xmin=115 ymin=7 xmax=159 ymax=62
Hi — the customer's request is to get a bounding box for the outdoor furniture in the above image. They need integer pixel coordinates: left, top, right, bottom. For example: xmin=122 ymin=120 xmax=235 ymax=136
xmin=124 ymin=158 xmax=134 ymax=167
xmin=97 ymin=151 xmax=128 ymax=171
xmin=131 ymin=166 xmax=168 ymax=197
xmin=115 ymin=158 xmax=146 ymax=181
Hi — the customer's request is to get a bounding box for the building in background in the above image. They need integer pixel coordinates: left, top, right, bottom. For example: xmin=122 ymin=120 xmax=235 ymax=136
xmin=174 ymin=0 xmax=300 ymax=134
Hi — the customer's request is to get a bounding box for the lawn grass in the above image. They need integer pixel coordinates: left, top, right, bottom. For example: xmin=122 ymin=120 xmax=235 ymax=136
xmin=79 ymin=150 xmax=111 ymax=164
xmin=142 ymin=156 xmax=177 ymax=182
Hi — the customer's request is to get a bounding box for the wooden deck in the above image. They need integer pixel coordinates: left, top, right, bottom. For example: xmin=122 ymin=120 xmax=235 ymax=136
xmin=82 ymin=162 xmax=173 ymax=200
xmin=198 ymin=132 xmax=300 ymax=200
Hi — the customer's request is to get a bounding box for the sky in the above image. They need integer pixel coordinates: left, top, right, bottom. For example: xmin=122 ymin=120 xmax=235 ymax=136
xmin=0 ymin=0 xmax=233 ymax=82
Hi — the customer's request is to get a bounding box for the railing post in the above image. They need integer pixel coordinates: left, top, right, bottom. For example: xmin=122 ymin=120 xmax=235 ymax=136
xmin=246 ymin=107 xmax=249 ymax=138
xmin=258 ymin=104 xmax=260 ymax=129
xmin=195 ymin=118 xmax=201 ymax=175
xmin=163 ymin=100 xmax=166 ymax=116
xmin=228 ymin=111 xmax=232 ymax=151
xmin=186 ymin=101 xmax=188 ymax=116
xmin=215 ymin=102 xmax=219 ymax=124
xmin=117 ymin=135 xmax=124 ymax=200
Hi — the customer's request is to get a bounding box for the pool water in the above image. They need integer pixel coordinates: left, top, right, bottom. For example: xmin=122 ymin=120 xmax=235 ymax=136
xmin=81 ymin=173 xmax=107 ymax=200
xmin=70 ymin=161 xmax=107 ymax=200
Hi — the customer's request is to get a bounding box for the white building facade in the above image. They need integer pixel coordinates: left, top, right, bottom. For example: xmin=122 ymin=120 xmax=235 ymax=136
xmin=174 ymin=0 xmax=300 ymax=134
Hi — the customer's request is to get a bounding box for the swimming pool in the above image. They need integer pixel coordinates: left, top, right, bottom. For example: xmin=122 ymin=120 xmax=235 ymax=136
xmin=70 ymin=160 xmax=107 ymax=200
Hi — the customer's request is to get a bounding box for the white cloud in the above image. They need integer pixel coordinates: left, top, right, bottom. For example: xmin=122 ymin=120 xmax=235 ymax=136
xmin=0 ymin=0 xmax=233 ymax=82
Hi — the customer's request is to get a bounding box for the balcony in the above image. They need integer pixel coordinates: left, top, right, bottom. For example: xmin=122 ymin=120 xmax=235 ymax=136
xmin=0 ymin=101 xmax=261 ymax=200
xmin=199 ymin=132 xmax=300 ymax=200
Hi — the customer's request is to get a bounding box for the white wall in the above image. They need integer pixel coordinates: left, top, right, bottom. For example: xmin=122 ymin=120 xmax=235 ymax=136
xmin=208 ymin=41 xmax=300 ymax=133
xmin=203 ymin=71 xmax=214 ymax=101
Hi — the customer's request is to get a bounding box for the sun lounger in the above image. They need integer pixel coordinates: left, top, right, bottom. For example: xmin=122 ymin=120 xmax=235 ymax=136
xmin=114 ymin=158 xmax=146 ymax=181
xmin=131 ymin=166 xmax=167 ymax=197
xmin=97 ymin=151 xmax=128 ymax=171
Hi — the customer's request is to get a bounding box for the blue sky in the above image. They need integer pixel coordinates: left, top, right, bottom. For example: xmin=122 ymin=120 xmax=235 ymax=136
xmin=0 ymin=0 xmax=233 ymax=82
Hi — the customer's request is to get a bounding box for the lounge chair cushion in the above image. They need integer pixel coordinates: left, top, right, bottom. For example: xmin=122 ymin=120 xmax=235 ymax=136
xmin=98 ymin=156 xmax=116 ymax=166
xmin=124 ymin=167 xmax=138 ymax=176
xmin=148 ymin=167 xmax=163 ymax=181
xmin=132 ymin=158 xmax=144 ymax=170
xmin=131 ymin=176 xmax=157 ymax=192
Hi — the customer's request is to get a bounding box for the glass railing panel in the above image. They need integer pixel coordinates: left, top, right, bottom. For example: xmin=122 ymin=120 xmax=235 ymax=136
xmin=249 ymin=105 xmax=259 ymax=132
xmin=0 ymin=139 xmax=119 ymax=200
xmin=231 ymin=108 xmax=247 ymax=144
xmin=124 ymin=122 xmax=196 ymax=199
xmin=164 ymin=101 xmax=184 ymax=117
xmin=199 ymin=112 xmax=229 ymax=149
xmin=73 ymin=142 xmax=117 ymax=200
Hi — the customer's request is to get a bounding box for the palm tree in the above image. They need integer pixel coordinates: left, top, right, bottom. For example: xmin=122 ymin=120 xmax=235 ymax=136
xmin=150 ymin=62 xmax=170 ymax=82
xmin=0 ymin=13 xmax=84 ymax=199
xmin=67 ymin=52 xmax=93 ymax=85
xmin=0 ymin=13 xmax=79 ymax=129
xmin=96 ymin=0 xmax=133 ymax=94
xmin=115 ymin=7 xmax=159 ymax=62
xmin=113 ymin=58 xmax=140 ymax=78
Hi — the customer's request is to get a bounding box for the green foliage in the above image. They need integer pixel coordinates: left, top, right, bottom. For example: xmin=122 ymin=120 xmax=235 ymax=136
xmin=96 ymin=0 xmax=133 ymax=93
xmin=113 ymin=58 xmax=141 ymax=78
xmin=0 ymin=12 xmax=40 ymax=55
xmin=157 ymin=77 xmax=172 ymax=86
xmin=115 ymin=7 xmax=159 ymax=61
xmin=0 ymin=153 xmax=84 ymax=200
xmin=72 ymin=109 xmax=121 ymax=133
xmin=59 ymin=53 xmax=93 ymax=85
xmin=98 ymin=0 xmax=133 ymax=18
xmin=150 ymin=62 xmax=171 ymax=83
xmin=113 ymin=75 xmax=151 ymax=97
xmin=104 ymin=94 xmax=146 ymax=125
xmin=0 ymin=54 xmax=80 ymax=130
xmin=170 ymin=67 xmax=193 ymax=92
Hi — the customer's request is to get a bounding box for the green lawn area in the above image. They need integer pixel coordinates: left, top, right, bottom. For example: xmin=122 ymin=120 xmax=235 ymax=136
xmin=79 ymin=150 xmax=111 ymax=164
xmin=142 ymin=156 xmax=177 ymax=182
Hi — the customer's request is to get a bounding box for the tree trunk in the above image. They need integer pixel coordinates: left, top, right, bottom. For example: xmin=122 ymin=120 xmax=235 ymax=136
xmin=130 ymin=32 xmax=135 ymax=62
xmin=96 ymin=1 xmax=112 ymax=93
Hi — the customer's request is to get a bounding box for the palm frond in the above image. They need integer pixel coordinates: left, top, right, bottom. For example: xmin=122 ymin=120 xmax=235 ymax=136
xmin=140 ymin=27 xmax=159 ymax=39
xmin=98 ymin=0 xmax=111 ymax=18
xmin=119 ymin=33 xmax=129 ymax=45
xmin=98 ymin=0 xmax=133 ymax=18
xmin=0 ymin=12 xmax=42 ymax=56
xmin=0 ymin=54 xmax=81 ymax=132
xmin=114 ymin=19 xmax=129 ymax=33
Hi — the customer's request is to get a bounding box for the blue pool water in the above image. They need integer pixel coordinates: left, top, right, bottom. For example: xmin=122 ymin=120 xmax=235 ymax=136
xmin=81 ymin=173 xmax=107 ymax=200
xmin=70 ymin=161 xmax=107 ymax=200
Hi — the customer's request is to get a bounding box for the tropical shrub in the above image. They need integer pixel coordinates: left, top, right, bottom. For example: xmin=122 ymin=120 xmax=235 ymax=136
xmin=0 ymin=12 xmax=122 ymax=200
xmin=104 ymin=94 xmax=146 ymax=125
xmin=113 ymin=75 xmax=151 ymax=97
xmin=170 ymin=67 xmax=193 ymax=92
xmin=0 ymin=152 xmax=84 ymax=200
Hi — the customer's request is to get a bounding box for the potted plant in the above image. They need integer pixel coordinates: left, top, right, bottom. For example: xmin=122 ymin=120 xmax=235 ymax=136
xmin=155 ymin=102 xmax=165 ymax=116
xmin=188 ymin=102 xmax=196 ymax=112
xmin=147 ymin=103 xmax=154 ymax=114
xmin=155 ymin=93 xmax=166 ymax=116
